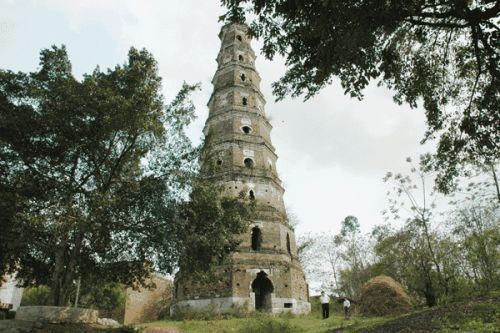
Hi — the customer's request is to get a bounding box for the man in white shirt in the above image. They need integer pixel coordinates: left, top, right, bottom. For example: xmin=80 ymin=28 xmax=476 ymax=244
xmin=343 ymin=298 xmax=351 ymax=319
xmin=320 ymin=291 xmax=330 ymax=319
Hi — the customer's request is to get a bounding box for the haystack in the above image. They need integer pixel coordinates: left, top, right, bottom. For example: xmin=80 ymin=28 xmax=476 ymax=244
xmin=359 ymin=275 xmax=412 ymax=316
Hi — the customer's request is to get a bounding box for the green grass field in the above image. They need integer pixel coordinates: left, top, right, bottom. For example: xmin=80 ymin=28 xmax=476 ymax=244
xmin=138 ymin=296 xmax=499 ymax=333
xmin=139 ymin=312 xmax=390 ymax=333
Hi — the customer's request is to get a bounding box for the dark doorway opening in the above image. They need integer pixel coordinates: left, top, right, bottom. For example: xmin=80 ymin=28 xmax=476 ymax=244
xmin=252 ymin=271 xmax=274 ymax=311
xmin=251 ymin=226 xmax=262 ymax=251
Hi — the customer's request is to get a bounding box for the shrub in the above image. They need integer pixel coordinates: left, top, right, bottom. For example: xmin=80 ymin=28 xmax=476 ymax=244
xmin=79 ymin=282 xmax=126 ymax=320
xmin=359 ymin=275 xmax=412 ymax=316
xmin=21 ymin=285 xmax=52 ymax=305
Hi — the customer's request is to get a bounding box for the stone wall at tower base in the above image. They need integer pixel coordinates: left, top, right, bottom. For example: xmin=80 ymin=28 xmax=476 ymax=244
xmin=172 ymin=296 xmax=310 ymax=315
xmin=174 ymin=258 xmax=311 ymax=316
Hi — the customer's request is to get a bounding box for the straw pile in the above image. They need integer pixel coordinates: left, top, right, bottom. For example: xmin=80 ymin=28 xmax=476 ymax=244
xmin=359 ymin=275 xmax=412 ymax=316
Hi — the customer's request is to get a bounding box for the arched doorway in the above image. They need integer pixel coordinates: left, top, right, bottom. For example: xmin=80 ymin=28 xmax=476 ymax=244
xmin=251 ymin=271 xmax=274 ymax=311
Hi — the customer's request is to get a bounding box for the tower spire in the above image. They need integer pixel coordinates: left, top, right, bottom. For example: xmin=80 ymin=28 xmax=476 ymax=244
xmin=174 ymin=22 xmax=311 ymax=315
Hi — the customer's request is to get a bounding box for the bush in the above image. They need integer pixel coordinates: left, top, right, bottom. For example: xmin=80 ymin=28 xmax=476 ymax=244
xmin=21 ymin=285 xmax=52 ymax=305
xmin=79 ymin=282 xmax=126 ymax=320
xmin=359 ymin=275 xmax=412 ymax=316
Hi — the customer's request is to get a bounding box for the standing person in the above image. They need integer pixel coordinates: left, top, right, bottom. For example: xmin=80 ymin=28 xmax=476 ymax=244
xmin=343 ymin=297 xmax=351 ymax=319
xmin=320 ymin=291 xmax=330 ymax=319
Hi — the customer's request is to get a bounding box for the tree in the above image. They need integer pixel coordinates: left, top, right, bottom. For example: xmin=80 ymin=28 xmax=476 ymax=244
xmin=449 ymin=178 xmax=500 ymax=293
xmin=335 ymin=216 xmax=372 ymax=299
xmin=297 ymin=217 xmax=372 ymax=298
xmin=175 ymin=180 xmax=254 ymax=274
xmin=382 ymin=157 xmax=445 ymax=305
xmin=297 ymin=232 xmax=342 ymax=294
xmin=373 ymin=224 xmax=448 ymax=306
xmin=0 ymin=46 xmax=252 ymax=306
xmin=221 ymin=0 xmax=500 ymax=193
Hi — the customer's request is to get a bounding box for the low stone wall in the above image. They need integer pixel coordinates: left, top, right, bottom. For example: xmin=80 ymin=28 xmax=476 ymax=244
xmin=16 ymin=306 xmax=99 ymax=323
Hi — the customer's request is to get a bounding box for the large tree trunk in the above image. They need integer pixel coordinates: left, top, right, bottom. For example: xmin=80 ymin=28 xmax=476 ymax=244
xmin=423 ymin=278 xmax=437 ymax=307
xmin=491 ymin=164 xmax=500 ymax=203
xmin=51 ymin=246 xmax=66 ymax=306
xmin=51 ymin=229 xmax=84 ymax=306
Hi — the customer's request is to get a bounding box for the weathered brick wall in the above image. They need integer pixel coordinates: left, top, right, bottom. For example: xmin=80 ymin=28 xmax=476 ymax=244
xmin=123 ymin=275 xmax=173 ymax=325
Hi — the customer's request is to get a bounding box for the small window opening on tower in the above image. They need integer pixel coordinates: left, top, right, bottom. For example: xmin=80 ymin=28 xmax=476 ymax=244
xmin=242 ymin=126 xmax=251 ymax=134
xmin=241 ymin=73 xmax=246 ymax=81
xmin=236 ymin=35 xmax=242 ymax=41
xmin=251 ymin=226 xmax=262 ymax=251
xmin=238 ymin=55 xmax=244 ymax=62
xmin=244 ymin=158 xmax=254 ymax=168
xmin=249 ymin=190 xmax=255 ymax=200
xmin=284 ymin=303 xmax=293 ymax=308
xmin=286 ymin=233 xmax=292 ymax=256
xmin=242 ymin=97 xmax=248 ymax=106
xmin=216 ymin=159 xmax=223 ymax=166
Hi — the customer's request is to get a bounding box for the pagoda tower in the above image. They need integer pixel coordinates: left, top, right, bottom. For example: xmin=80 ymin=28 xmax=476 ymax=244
xmin=174 ymin=23 xmax=310 ymax=314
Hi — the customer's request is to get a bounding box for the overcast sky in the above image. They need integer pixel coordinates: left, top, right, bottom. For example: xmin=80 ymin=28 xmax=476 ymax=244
xmin=0 ymin=0 xmax=434 ymax=236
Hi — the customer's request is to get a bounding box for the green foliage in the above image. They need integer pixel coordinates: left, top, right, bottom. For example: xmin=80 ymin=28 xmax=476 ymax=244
xmin=222 ymin=0 xmax=499 ymax=193
xmin=375 ymin=161 xmax=499 ymax=306
xmin=78 ymin=282 xmax=126 ymax=320
xmin=301 ymin=161 xmax=498 ymax=307
xmin=21 ymin=285 xmax=52 ymax=306
xmin=21 ymin=282 xmax=126 ymax=320
xmin=177 ymin=180 xmax=254 ymax=274
xmin=0 ymin=46 xmax=251 ymax=306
